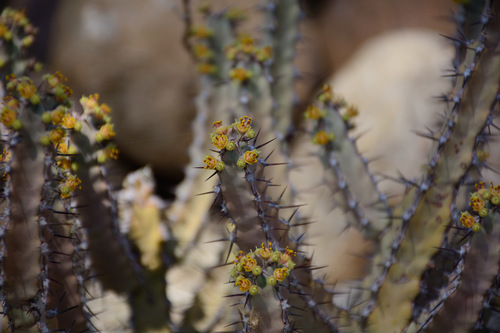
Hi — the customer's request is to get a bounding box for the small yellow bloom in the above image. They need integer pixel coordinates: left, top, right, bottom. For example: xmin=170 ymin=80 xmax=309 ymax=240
xmin=313 ymin=131 xmax=334 ymax=145
xmin=460 ymin=211 xmax=475 ymax=228
xmin=242 ymin=257 xmax=257 ymax=272
xmin=255 ymin=46 xmax=272 ymax=62
xmin=273 ymin=267 xmax=289 ymax=282
xmin=257 ymin=242 xmax=273 ymax=259
xmin=305 ymin=105 xmax=325 ymax=120
xmin=49 ymin=128 xmax=65 ymax=144
xmin=212 ymin=133 xmax=228 ymax=150
xmin=62 ymin=114 xmax=75 ymax=129
xmin=1 ymin=108 xmax=16 ymax=127
xmin=51 ymin=109 xmax=65 ymax=125
xmin=197 ymin=63 xmax=217 ymax=74
xmin=17 ymin=79 xmax=36 ymax=99
xmin=237 ymin=115 xmax=252 ymax=134
xmin=243 ymin=150 xmax=259 ymax=165
xmin=229 ymin=67 xmax=252 ymax=82
xmin=193 ymin=44 xmax=213 ymax=60
xmin=98 ymin=123 xmax=116 ymax=140
xmin=203 ymin=155 xmax=218 ymax=169
xmin=190 ymin=25 xmax=213 ymax=39
xmin=235 ymin=276 xmax=251 ymax=292
xmin=469 ymin=192 xmax=485 ymax=212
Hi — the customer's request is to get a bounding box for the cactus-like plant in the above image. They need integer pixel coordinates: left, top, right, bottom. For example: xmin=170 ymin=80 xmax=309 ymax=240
xmin=1 ymin=1 xmax=500 ymax=332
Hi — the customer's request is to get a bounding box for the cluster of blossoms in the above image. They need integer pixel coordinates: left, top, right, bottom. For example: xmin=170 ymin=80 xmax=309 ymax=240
xmin=203 ymin=116 xmax=260 ymax=171
xmin=460 ymin=182 xmax=500 ymax=232
xmin=305 ymin=84 xmax=360 ymax=145
xmin=230 ymin=243 xmax=296 ymax=295
xmin=1 ymin=95 xmax=22 ymax=130
xmin=79 ymin=93 xmax=119 ymax=164
xmin=188 ymin=24 xmax=217 ymax=75
xmin=225 ymin=34 xmax=273 ymax=64
xmin=0 ymin=8 xmax=38 ymax=67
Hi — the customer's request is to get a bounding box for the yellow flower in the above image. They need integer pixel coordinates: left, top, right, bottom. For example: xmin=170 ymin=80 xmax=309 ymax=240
xmin=243 ymin=150 xmax=259 ymax=165
xmin=460 ymin=211 xmax=475 ymax=228
xmin=235 ymin=276 xmax=251 ymax=292
xmin=305 ymin=105 xmax=325 ymax=120
xmin=229 ymin=67 xmax=252 ymax=82
xmin=313 ymin=131 xmax=334 ymax=145
xmin=190 ymin=25 xmax=213 ymax=39
xmin=193 ymin=44 xmax=213 ymax=60
xmin=98 ymin=123 xmax=116 ymax=140
xmin=80 ymin=94 xmax=100 ymax=115
xmin=51 ymin=108 xmax=65 ymax=125
xmin=62 ymin=114 xmax=75 ymax=129
xmin=256 ymin=242 xmax=273 ymax=259
xmin=1 ymin=108 xmax=16 ymax=127
xmin=203 ymin=155 xmax=218 ymax=169
xmin=17 ymin=79 xmax=36 ymax=99
xmin=273 ymin=267 xmax=289 ymax=282
xmin=237 ymin=115 xmax=252 ymax=134
xmin=197 ymin=63 xmax=217 ymax=74
xmin=469 ymin=192 xmax=485 ymax=212
xmin=255 ymin=46 xmax=272 ymax=62
xmin=212 ymin=133 xmax=228 ymax=150
xmin=242 ymin=256 xmax=257 ymax=272
xmin=60 ymin=175 xmax=82 ymax=199
xmin=49 ymin=128 xmax=65 ymax=144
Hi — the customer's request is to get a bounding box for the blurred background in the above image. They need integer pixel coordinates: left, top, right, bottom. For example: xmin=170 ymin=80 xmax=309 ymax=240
xmin=1 ymin=1 xmax=467 ymax=330
xmin=4 ymin=0 xmax=457 ymax=194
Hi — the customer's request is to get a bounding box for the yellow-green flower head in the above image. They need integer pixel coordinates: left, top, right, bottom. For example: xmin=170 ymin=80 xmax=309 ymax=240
xmin=255 ymin=46 xmax=272 ymax=62
xmin=197 ymin=63 xmax=217 ymax=74
xmin=305 ymin=105 xmax=325 ymax=120
xmin=237 ymin=158 xmax=246 ymax=168
xmin=267 ymin=276 xmax=277 ymax=287
xmin=49 ymin=128 xmax=66 ymax=144
xmin=252 ymin=266 xmax=262 ymax=276
xmin=317 ymin=84 xmax=334 ymax=103
xmin=249 ymin=285 xmax=259 ymax=296
xmin=100 ymin=123 xmax=115 ymax=139
xmin=229 ymin=67 xmax=253 ymax=83
xmin=189 ymin=25 xmax=213 ymax=39
xmin=193 ymin=44 xmax=213 ymax=61
xmin=225 ymin=141 xmax=236 ymax=151
xmin=17 ymin=78 xmax=36 ymax=99
xmin=313 ymin=131 xmax=335 ymax=145
xmin=51 ymin=108 xmax=65 ymax=125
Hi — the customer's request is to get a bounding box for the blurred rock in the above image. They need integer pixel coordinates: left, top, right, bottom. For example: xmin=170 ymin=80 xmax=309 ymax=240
xmin=48 ymin=0 xmax=197 ymax=181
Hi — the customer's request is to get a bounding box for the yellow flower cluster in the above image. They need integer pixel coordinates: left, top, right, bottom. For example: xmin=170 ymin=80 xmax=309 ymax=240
xmin=0 ymin=8 xmax=37 ymax=58
xmin=5 ymin=75 xmax=40 ymax=105
xmin=225 ymin=34 xmax=273 ymax=63
xmin=230 ymin=243 xmax=296 ymax=295
xmin=42 ymin=71 xmax=73 ymax=105
xmin=305 ymin=84 xmax=362 ymax=145
xmin=1 ymin=96 xmax=22 ymax=130
xmin=202 ymin=116 xmax=261 ymax=171
xmin=459 ymin=182 xmax=500 ymax=232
